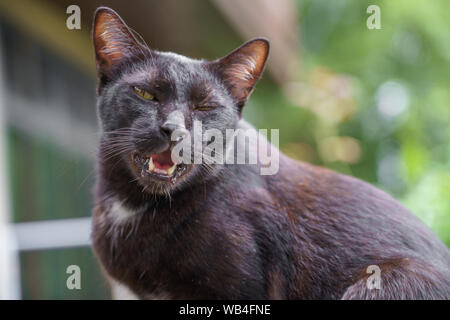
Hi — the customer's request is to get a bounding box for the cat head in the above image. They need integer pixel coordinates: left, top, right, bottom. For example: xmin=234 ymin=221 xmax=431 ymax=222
xmin=93 ymin=7 xmax=269 ymax=195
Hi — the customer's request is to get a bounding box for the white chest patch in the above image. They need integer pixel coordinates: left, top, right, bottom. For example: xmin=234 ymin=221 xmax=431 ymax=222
xmin=108 ymin=201 xmax=138 ymax=225
xmin=110 ymin=279 xmax=139 ymax=300
xmin=110 ymin=279 xmax=171 ymax=300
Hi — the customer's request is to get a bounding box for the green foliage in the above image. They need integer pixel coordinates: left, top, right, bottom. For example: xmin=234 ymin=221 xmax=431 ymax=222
xmin=245 ymin=0 xmax=450 ymax=245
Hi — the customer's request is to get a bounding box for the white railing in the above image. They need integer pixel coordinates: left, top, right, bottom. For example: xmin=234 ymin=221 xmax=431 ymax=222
xmin=0 ymin=27 xmax=93 ymax=300
xmin=0 ymin=30 xmax=20 ymax=299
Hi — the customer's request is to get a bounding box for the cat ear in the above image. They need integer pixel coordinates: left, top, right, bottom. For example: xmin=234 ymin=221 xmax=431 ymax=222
xmin=92 ymin=7 xmax=142 ymax=77
xmin=213 ymin=38 xmax=269 ymax=109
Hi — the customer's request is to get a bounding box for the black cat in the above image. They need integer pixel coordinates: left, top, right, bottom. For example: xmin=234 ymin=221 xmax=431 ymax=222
xmin=91 ymin=7 xmax=450 ymax=299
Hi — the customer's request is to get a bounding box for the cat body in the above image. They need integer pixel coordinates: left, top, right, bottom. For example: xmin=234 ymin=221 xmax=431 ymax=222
xmin=91 ymin=7 xmax=450 ymax=299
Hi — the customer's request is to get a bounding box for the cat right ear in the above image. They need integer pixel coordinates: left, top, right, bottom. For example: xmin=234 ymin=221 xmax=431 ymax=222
xmin=211 ymin=38 xmax=269 ymax=111
xmin=92 ymin=7 xmax=142 ymax=80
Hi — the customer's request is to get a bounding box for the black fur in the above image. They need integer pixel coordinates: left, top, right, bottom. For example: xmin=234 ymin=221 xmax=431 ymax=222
xmin=91 ymin=7 xmax=450 ymax=299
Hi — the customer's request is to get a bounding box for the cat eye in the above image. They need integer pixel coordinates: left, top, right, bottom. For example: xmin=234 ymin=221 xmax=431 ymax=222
xmin=195 ymin=105 xmax=216 ymax=111
xmin=133 ymin=86 xmax=155 ymax=101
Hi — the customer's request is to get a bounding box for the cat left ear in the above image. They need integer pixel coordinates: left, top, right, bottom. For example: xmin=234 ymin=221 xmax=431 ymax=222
xmin=92 ymin=7 xmax=143 ymax=78
xmin=212 ymin=38 xmax=269 ymax=110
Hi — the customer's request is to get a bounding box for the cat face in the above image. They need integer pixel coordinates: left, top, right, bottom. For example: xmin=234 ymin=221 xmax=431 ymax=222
xmin=93 ymin=7 xmax=269 ymax=194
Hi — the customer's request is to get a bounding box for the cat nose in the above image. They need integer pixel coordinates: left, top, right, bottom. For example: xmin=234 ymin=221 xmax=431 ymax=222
xmin=160 ymin=123 xmax=177 ymax=137
xmin=160 ymin=123 xmax=188 ymax=142
xmin=161 ymin=110 xmax=188 ymax=142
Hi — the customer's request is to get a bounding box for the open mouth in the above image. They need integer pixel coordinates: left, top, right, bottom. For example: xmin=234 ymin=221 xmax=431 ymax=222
xmin=131 ymin=149 xmax=189 ymax=183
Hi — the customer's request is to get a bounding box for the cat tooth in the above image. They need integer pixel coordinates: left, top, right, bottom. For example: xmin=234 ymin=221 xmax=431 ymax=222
xmin=148 ymin=157 xmax=155 ymax=172
xmin=167 ymin=163 xmax=177 ymax=176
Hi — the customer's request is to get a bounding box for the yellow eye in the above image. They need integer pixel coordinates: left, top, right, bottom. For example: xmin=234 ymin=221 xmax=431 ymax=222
xmin=196 ymin=106 xmax=215 ymax=111
xmin=133 ymin=87 xmax=154 ymax=100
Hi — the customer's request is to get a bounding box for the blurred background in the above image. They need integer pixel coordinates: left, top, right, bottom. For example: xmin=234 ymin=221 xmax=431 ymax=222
xmin=0 ymin=0 xmax=448 ymax=299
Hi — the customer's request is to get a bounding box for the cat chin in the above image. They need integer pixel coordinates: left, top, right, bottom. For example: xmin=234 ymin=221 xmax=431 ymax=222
xmin=136 ymin=179 xmax=183 ymax=195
